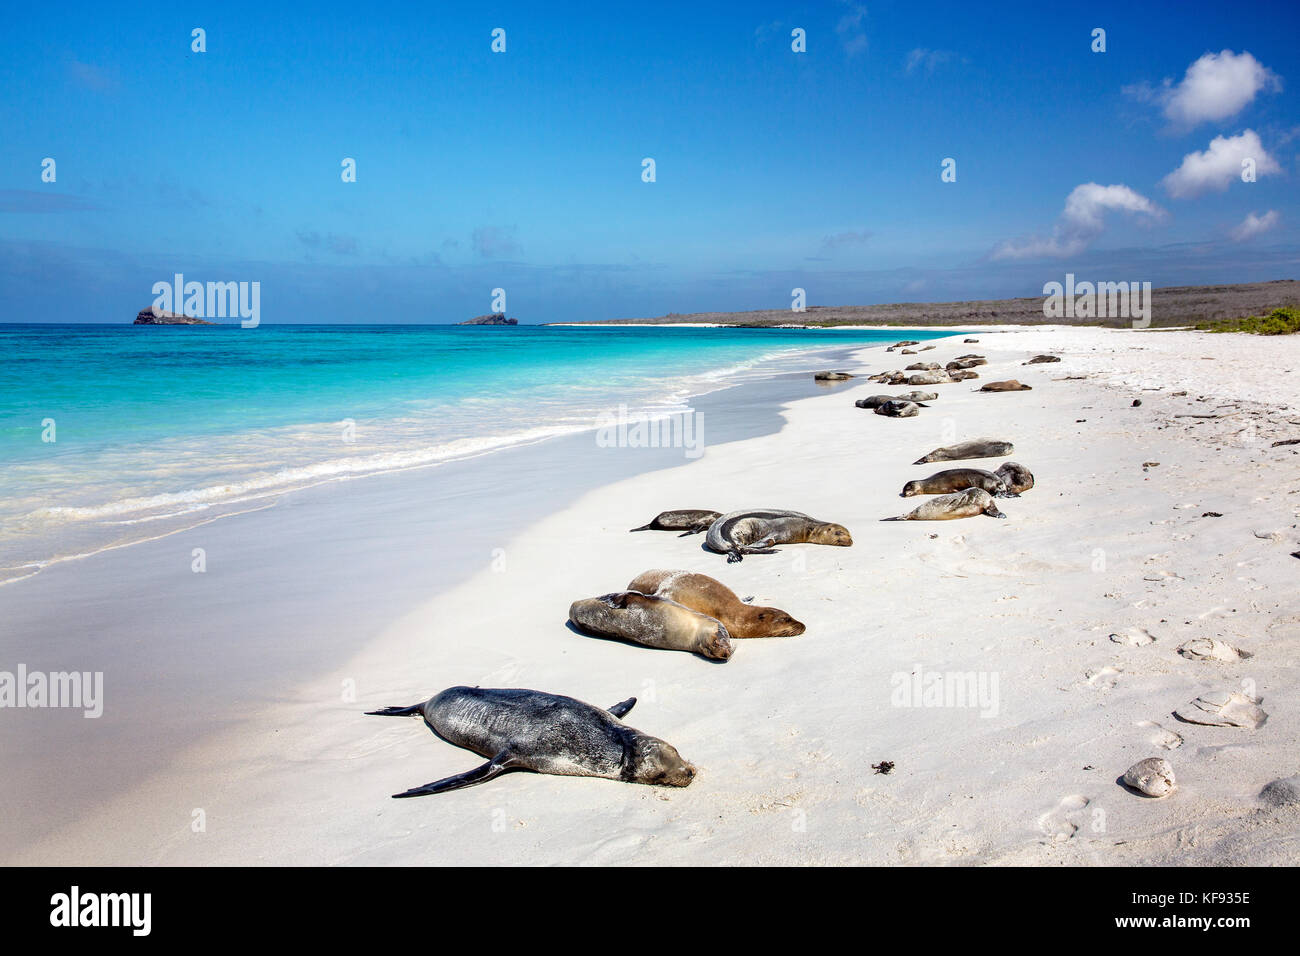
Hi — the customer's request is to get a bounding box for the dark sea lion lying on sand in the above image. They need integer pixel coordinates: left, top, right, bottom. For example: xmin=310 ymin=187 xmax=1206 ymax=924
xmin=630 ymin=509 xmax=722 ymax=535
xmin=368 ymin=687 xmax=695 ymax=795
xmin=705 ymin=509 xmax=852 ymax=562
xmin=901 ymin=468 xmax=1014 ymax=498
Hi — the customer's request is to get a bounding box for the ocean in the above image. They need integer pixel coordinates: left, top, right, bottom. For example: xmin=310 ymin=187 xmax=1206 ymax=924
xmin=0 ymin=323 xmax=955 ymax=585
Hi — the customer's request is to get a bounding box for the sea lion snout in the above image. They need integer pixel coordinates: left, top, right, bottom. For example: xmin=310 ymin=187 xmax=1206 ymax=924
xmin=751 ymin=607 xmax=806 ymax=636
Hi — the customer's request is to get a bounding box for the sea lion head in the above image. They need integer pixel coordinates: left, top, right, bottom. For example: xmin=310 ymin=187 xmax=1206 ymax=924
xmin=698 ymin=621 xmax=734 ymax=661
xmin=630 ymin=734 xmax=697 ymax=787
xmin=900 ymin=480 xmax=922 ymax=497
xmin=744 ymin=605 xmax=806 ymax=637
xmin=811 ymin=522 xmax=853 ymax=547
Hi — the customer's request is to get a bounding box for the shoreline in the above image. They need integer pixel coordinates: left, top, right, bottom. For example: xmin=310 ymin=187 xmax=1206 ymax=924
xmin=7 ymin=325 xmax=1300 ymax=865
xmin=0 ymin=330 xmax=951 ymax=590
xmin=0 ymin=336 xmax=914 ymax=862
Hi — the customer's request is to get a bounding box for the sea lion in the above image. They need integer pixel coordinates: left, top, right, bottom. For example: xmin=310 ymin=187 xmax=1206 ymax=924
xmin=955 ymin=353 xmax=985 ymax=360
xmin=875 ymin=400 xmax=922 ymax=417
xmin=994 ymin=461 xmax=1034 ymax=493
xmin=897 ymin=390 xmax=938 ymax=402
xmin=814 ymin=371 xmax=854 ymax=381
xmin=895 ymin=340 xmax=919 ymax=347
xmin=949 ymin=369 xmax=980 ymax=381
xmin=856 ymin=394 xmax=929 ymax=410
xmin=908 ymin=371 xmax=953 ymax=385
xmin=855 ymin=394 xmax=905 ymax=408
xmin=893 ymin=487 xmax=1006 ymax=521
xmin=569 ymin=591 xmax=733 ymax=660
xmin=964 ymin=338 xmax=979 ymax=343
xmin=900 ymin=468 xmax=1014 ymax=498
xmin=367 ymin=687 xmax=695 ymax=796
xmin=913 ymin=438 xmax=1014 ymax=464
xmin=980 ymin=380 xmax=1032 ymax=391
xmin=1024 ymin=354 xmax=1060 ymax=364
xmin=905 ymin=362 xmax=941 ymax=371
xmin=629 ymin=509 xmax=722 ymax=536
xmin=946 ymin=358 xmax=986 ymax=370
xmin=705 ymin=508 xmax=853 ymax=563
xmin=627 ymin=569 xmax=805 ymax=637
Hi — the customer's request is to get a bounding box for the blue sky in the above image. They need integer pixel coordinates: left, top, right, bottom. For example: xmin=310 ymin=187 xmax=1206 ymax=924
xmin=2 ymin=0 xmax=1297 ymax=323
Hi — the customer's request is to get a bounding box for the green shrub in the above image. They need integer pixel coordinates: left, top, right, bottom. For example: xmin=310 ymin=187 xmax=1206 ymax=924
xmin=1195 ymin=306 xmax=1300 ymax=334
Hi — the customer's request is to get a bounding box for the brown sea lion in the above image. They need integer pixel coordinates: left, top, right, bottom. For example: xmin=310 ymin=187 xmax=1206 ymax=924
xmin=814 ymin=371 xmax=855 ymax=381
xmin=569 ymin=591 xmax=733 ymax=660
xmin=627 ymin=570 xmax=805 ymax=637
xmin=980 ymin=380 xmax=1032 ymax=392
xmin=913 ymin=438 xmax=1014 ymax=464
xmin=367 ymin=687 xmax=695 ymax=795
xmin=893 ymin=487 xmax=1007 ymax=521
xmin=1024 ymin=355 xmax=1061 ymax=364
xmin=900 ymin=468 xmax=1011 ymax=498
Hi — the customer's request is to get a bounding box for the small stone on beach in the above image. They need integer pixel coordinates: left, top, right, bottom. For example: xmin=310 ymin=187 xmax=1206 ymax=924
xmin=1123 ymin=757 xmax=1176 ymax=798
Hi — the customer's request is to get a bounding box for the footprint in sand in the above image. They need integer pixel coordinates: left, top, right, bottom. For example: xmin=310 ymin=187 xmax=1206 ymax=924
xmin=1135 ymin=720 xmax=1184 ymax=750
xmin=1038 ymin=794 xmax=1091 ymax=842
xmin=1085 ymin=666 xmax=1122 ymax=690
xmin=1110 ymin=628 xmax=1156 ymax=646
xmin=1174 ymin=691 xmax=1268 ymax=729
xmin=1176 ymin=637 xmax=1252 ymax=662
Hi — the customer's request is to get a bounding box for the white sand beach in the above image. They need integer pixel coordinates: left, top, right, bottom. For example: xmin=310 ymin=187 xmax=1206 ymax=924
xmin=6 ymin=326 xmax=1300 ymax=866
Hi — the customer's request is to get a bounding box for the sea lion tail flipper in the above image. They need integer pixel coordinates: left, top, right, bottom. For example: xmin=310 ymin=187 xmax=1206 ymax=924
xmin=392 ymin=752 xmax=519 ymax=798
xmin=726 ymin=550 xmax=744 ymax=564
xmin=678 ymin=526 xmax=706 ymax=537
xmin=607 ymin=697 xmax=637 ymax=719
xmin=985 ymin=505 xmax=1007 ymax=519
xmin=366 ymin=703 xmax=424 ymax=717
xmin=629 ymin=523 xmax=656 ymax=532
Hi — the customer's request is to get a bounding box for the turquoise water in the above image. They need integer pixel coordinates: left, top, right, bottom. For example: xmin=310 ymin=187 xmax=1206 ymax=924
xmin=0 ymin=323 xmax=955 ymax=583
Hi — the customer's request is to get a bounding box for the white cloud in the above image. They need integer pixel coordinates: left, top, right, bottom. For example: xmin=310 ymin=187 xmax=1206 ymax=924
xmin=992 ymin=183 xmax=1163 ymax=260
xmin=820 ymin=229 xmax=873 ymax=253
xmin=905 ymin=48 xmax=958 ymax=74
xmin=835 ymin=2 xmax=868 ymax=57
xmin=1160 ymin=129 xmax=1280 ymax=198
xmin=1127 ymin=50 xmax=1281 ymax=129
xmin=1230 ymin=209 xmax=1280 ymax=241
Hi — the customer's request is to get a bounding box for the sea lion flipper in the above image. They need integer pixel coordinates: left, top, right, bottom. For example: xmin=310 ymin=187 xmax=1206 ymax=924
xmin=392 ymin=751 xmax=519 ymax=798
xmin=629 ymin=523 xmax=655 ymax=532
xmin=607 ymin=697 xmax=637 ymax=719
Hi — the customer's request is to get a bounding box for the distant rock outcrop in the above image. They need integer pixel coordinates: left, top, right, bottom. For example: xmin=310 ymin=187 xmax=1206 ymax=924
xmin=134 ymin=306 xmax=216 ymax=325
xmin=460 ymin=314 xmax=518 ymax=326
